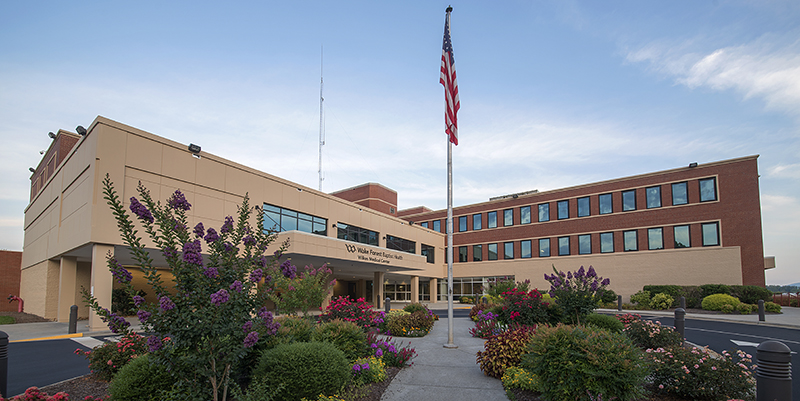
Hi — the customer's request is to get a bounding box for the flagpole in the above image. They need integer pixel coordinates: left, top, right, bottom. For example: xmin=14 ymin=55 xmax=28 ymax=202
xmin=445 ymin=133 xmax=456 ymax=348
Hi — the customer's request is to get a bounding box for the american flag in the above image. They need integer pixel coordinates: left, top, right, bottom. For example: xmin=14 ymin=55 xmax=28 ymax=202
xmin=440 ymin=7 xmax=459 ymax=146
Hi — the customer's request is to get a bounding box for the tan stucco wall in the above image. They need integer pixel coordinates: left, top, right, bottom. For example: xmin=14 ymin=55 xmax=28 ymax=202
xmin=20 ymin=259 xmax=60 ymax=319
xmin=452 ymin=246 xmax=743 ymax=301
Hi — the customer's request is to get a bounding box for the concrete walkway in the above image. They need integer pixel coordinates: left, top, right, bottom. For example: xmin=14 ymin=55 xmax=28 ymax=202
xmin=380 ymin=317 xmax=506 ymax=401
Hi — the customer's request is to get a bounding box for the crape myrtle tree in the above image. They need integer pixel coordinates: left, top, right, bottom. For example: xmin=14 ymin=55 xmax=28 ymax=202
xmin=544 ymin=265 xmax=610 ymax=325
xmin=83 ymin=175 xmax=333 ymax=401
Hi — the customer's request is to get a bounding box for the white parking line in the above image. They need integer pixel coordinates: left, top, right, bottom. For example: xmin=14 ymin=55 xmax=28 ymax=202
xmin=71 ymin=336 xmax=105 ymax=349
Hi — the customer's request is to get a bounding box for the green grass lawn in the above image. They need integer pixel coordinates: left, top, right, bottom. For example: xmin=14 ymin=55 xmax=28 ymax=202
xmin=0 ymin=316 xmax=16 ymax=324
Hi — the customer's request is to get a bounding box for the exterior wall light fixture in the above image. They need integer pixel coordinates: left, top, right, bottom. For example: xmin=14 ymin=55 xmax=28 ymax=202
xmin=75 ymin=126 xmax=87 ymax=136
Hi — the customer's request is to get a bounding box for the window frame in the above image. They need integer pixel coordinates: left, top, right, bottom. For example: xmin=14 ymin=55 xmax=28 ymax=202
xmin=578 ymin=234 xmax=591 ymax=254
xmin=599 ymin=193 xmax=613 ymax=215
xmin=622 ymin=190 xmax=636 ymax=211
xmin=623 ymin=230 xmax=638 ymax=251
xmin=504 ymin=242 xmax=514 ymax=259
xmin=386 ymin=234 xmax=416 ymax=254
xmin=421 ymin=244 xmax=435 ymax=263
xmin=503 ymin=209 xmax=514 ymax=226
xmin=487 ymin=243 xmax=498 ymax=260
xmin=701 ymin=222 xmax=720 ymax=246
xmin=647 ymin=227 xmax=664 ymax=250
xmin=520 ymin=206 xmax=531 ymax=224
xmin=699 ymin=177 xmax=717 ymax=202
xmin=557 ymin=200 xmax=569 ymax=220
xmin=646 ymin=186 xmax=662 ymax=209
xmin=432 ymin=220 xmax=441 ymax=233
xmin=472 ymin=244 xmax=482 ymax=262
xmin=458 ymin=246 xmax=468 ymax=262
xmin=538 ymin=238 xmax=550 ymax=257
xmin=458 ymin=216 xmax=468 ymax=232
xmin=671 ymin=182 xmax=688 ymax=206
xmin=538 ymin=203 xmax=550 ymax=222
xmin=487 ymin=211 xmax=498 ymax=228
xmin=673 ymin=225 xmax=690 ymax=248
xmin=473 ymin=213 xmax=482 ymax=231
xmin=558 ymin=236 xmax=570 ymax=256
xmin=520 ymin=240 xmax=532 ymax=258
xmin=600 ymin=232 xmax=614 ymax=253
xmin=577 ymin=197 xmax=590 ymax=217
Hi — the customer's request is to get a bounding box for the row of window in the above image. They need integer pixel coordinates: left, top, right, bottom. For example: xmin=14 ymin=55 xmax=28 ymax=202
xmin=336 ymin=222 xmax=436 ymax=264
xmin=420 ymin=177 xmax=718 ymax=233
xmin=457 ymin=222 xmax=720 ymax=262
xmin=264 ymin=204 xmax=328 ymax=235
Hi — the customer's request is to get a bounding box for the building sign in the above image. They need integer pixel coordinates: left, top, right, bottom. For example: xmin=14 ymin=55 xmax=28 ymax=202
xmin=345 ymin=244 xmax=404 ymax=264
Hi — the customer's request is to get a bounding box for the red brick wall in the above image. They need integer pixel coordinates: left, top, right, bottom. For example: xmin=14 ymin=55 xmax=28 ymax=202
xmin=0 ymin=250 xmax=22 ymax=312
xmin=332 ymin=183 xmax=398 ymax=216
xmin=403 ymin=157 xmax=765 ymax=286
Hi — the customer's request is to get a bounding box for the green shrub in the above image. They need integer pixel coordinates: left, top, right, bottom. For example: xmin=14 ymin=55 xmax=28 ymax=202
xmin=402 ymin=302 xmax=429 ymax=314
xmin=649 ymin=293 xmax=674 ymax=310
xmin=789 ymin=298 xmax=799 ymax=307
xmin=350 ymin=355 xmax=386 ymax=386
xmin=630 ymin=290 xmax=651 ymax=306
xmin=386 ymin=310 xmax=434 ymax=337
xmin=312 ymin=319 xmax=367 ymax=360
xmin=720 ymin=304 xmax=735 ymax=314
xmin=501 ymin=366 xmax=539 ymax=392
xmin=522 ymin=324 xmax=648 ymax=401
xmin=254 ymin=342 xmax=350 ymax=401
xmin=274 ymin=315 xmax=316 ymax=343
xmin=585 ymin=313 xmax=624 ymax=333
xmin=459 ymin=296 xmax=474 ymax=304
xmin=735 ymin=303 xmax=755 ymax=314
xmin=109 ymin=354 xmax=173 ymax=401
xmin=469 ymin=303 xmax=493 ymax=321
xmin=730 ymin=285 xmax=773 ymax=304
xmin=647 ymin=346 xmax=755 ymax=400
xmin=765 ymin=301 xmax=782 ymax=313
xmin=642 ymin=285 xmax=682 ymax=306
xmin=75 ymin=333 xmax=149 ymax=381
xmin=700 ymin=284 xmax=731 ymax=298
xmin=619 ymin=315 xmax=683 ymax=350
xmin=701 ymin=293 xmax=740 ymax=311
xmin=682 ymin=286 xmax=702 ymax=308
xmin=597 ymin=288 xmax=618 ymax=304
xmin=476 ymin=325 xmax=536 ymax=379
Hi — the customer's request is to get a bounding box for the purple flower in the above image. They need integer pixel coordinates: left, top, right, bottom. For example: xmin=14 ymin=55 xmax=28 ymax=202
xmin=159 ymin=296 xmax=175 ymax=311
xmin=167 ymin=190 xmax=192 ymax=211
xmin=133 ymin=295 xmax=145 ymax=307
xmin=587 ymin=266 xmax=597 ymax=278
xmin=243 ymin=331 xmax=259 ymax=348
xmin=243 ymin=235 xmax=256 ymax=246
xmin=172 ymin=219 xmax=186 ymax=232
xmin=204 ymin=228 xmax=220 ymax=243
xmin=220 ymin=216 xmax=234 ymax=234
xmin=590 ymin=281 xmax=599 ymax=292
xmin=182 ymin=240 xmax=203 ymax=266
xmin=601 ymin=278 xmax=610 ymax=286
xmin=193 ymin=222 xmax=205 ymax=238
xmin=223 ymin=242 xmax=238 ymax=254
xmin=242 ymin=321 xmax=253 ymax=333
xmin=129 ymin=197 xmax=154 ymax=224
xmin=230 ymin=280 xmax=243 ymax=293
xmin=147 ymin=335 xmax=163 ymax=352
xmin=203 ymin=267 xmax=219 ymax=278
xmin=210 ymin=289 xmax=229 ymax=306
xmin=280 ymin=260 xmax=297 ymax=279
xmin=110 ymin=260 xmax=132 ymax=284
xmin=375 ymin=348 xmax=383 ymax=357
xmin=258 ymin=256 xmax=268 ymax=268
xmin=353 ymin=364 xmax=362 ymax=372
xmin=250 ymin=268 xmax=263 ymax=283
xmin=137 ymin=309 xmax=151 ymax=322
xmin=162 ymin=246 xmax=177 ymax=259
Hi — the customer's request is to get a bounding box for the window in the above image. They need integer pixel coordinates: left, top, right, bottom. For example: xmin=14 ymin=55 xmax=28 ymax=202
xmin=521 ymin=240 xmax=532 ymax=258
xmin=648 ymin=228 xmax=664 ymax=250
xmin=557 ymin=200 xmax=569 ymax=219
xmin=599 ymin=193 xmax=613 ymax=214
xmin=538 ymin=204 xmax=550 ymax=222
xmin=674 ymin=225 xmax=690 ymax=248
xmin=472 ymin=245 xmax=482 ymax=262
xmin=672 ymin=182 xmax=688 ymax=205
xmin=420 ymin=222 xmax=428 ymax=228
xmin=459 ymin=216 xmax=467 ymax=232
xmin=700 ymin=178 xmax=717 ymax=202
xmin=504 ymin=209 xmax=513 ymax=226
xmin=488 ymin=243 xmax=498 ymax=260
xmin=520 ymin=206 xmax=531 ymax=224
xmin=386 ymin=235 xmax=416 ymax=254
xmin=433 ymin=220 xmax=441 ymax=232
xmin=577 ymin=197 xmax=590 ymax=217
xmin=421 ymin=244 xmax=435 ymax=263
xmin=264 ymin=204 xmax=327 ymax=236
xmin=473 ymin=214 xmax=482 ymax=230
xmin=600 ymin=232 xmax=614 ymax=253
xmin=504 ymin=242 xmax=514 ymax=259
xmin=646 ymin=186 xmax=662 ymax=208
xmin=487 ymin=211 xmax=497 ymax=228
xmin=336 ymin=223 xmax=378 ymax=246
xmin=623 ymin=230 xmax=638 ymax=251
xmin=458 ymin=246 xmax=468 ymax=262
xmin=622 ymin=190 xmax=636 ymax=211
xmin=578 ymin=234 xmax=591 ymax=254
xmin=539 ymin=238 xmax=550 ymax=257
xmin=702 ymin=222 xmax=720 ymax=246
xmin=558 ymin=237 xmax=570 ymax=256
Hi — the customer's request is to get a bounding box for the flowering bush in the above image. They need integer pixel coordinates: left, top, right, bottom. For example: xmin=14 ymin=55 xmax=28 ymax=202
xmin=469 ymin=302 xmax=493 ymax=321
xmin=544 ymin=265 xmax=610 ymax=324
xmin=501 ymin=366 xmax=539 ymax=392
xmin=81 ymin=176 xmax=330 ymax=400
xmin=350 ymin=355 xmax=387 ymax=386
xmin=646 ymin=346 xmax=756 ymax=400
xmin=499 ymin=288 xmax=548 ymax=326
xmin=469 ymin=310 xmax=507 ymax=338
xmin=0 ymin=387 xmax=73 ymax=401
xmin=619 ymin=314 xmax=683 ymax=350
xmin=74 ymin=333 xmax=149 ymax=381
xmin=367 ymin=333 xmax=417 ymax=367
xmin=484 ymin=276 xmax=529 ymax=298
xmin=476 ymin=325 xmax=536 ymax=378
xmin=321 ymin=296 xmax=378 ymax=330
xmin=385 ymin=310 xmax=435 ymax=337
xmin=270 ymin=262 xmax=335 ymax=316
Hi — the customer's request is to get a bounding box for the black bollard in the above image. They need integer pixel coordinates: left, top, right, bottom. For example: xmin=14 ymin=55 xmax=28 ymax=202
xmin=680 ymin=296 xmax=686 ymax=310
xmin=69 ymin=305 xmax=78 ymax=334
xmin=758 ymin=299 xmax=765 ymax=322
xmin=674 ymin=308 xmax=685 ymax=347
xmin=756 ymin=340 xmax=792 ymax=401
xmin=0 ymin=330 xmax=8 ymax=398
xmin=617 ymin=295 xmax=622 ymax=311
xmin=385 ymin=297 xmax=391 ymax=314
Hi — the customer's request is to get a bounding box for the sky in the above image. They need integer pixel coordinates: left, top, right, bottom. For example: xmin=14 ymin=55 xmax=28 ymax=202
xmin=1 ymin=1 xmax=798 ymax=285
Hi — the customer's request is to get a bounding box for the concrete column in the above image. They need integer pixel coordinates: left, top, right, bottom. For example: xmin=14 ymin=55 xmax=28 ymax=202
xmin=357 ymin=279 xmax=366 ymax=300
xmin=57 ymin=256 xmax=78 ymax=323
xmin=373 ymin=271 xmax=385 ymax=308
xmin=88 ymin=244 xmax=115 ymax=331
xmin=430 ymin=278 xmax=438 ymax=302
xmin=411 ymin=276 xmax=420 ymax=303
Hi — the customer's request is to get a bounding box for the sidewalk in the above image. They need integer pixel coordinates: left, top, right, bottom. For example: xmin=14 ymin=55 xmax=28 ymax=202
xmin=596 ymin=305 xmax=800 ymax=329
xmin=380 ymin=317 xmax=506 ymax=401
xmin=0 ymin=317 xmax=142 ymax=343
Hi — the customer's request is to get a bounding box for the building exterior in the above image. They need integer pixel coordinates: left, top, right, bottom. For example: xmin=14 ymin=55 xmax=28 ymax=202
xmin=400 ymin=155 xmax=770 ymax=300
xmin=21 ymin=116 xmax=771 ymax=326
xmin=1 ymin=250 xmax=22 ymax=312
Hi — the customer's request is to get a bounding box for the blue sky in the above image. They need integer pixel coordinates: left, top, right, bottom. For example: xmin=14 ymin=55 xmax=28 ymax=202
xmin=1 ymin=1 xmax=798 ymax=284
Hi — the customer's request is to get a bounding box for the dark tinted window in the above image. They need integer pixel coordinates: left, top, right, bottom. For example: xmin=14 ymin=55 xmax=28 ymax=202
xmin=672 ymin=182 xmax=688 ymax=205
xmin=599 ymin=194 xmax=612 ymax=214
xmin=577 ymin=197 xmax=590 ymax=217
xmin=622 ymin=190 xmax=636 ymax=211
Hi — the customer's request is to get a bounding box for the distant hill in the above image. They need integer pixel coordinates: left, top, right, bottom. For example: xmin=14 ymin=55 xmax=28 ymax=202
xmin=767 ymin=284 xmax=800 ymax=293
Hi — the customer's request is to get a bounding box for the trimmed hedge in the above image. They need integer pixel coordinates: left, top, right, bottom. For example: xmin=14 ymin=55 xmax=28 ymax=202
xmin=639 ymin=284 xmax=771 ymax=308
xmin=701 ymin=294 xmax=740 ymax=311
xmin=109 ymin=354 xmax=173 ymax=401
xmin=254 ymin=341 xmax=350 ymax=401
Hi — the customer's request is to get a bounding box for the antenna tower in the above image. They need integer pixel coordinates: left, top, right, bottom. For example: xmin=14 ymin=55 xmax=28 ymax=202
xmin=318 ymin=47 xmax=325 ymax=191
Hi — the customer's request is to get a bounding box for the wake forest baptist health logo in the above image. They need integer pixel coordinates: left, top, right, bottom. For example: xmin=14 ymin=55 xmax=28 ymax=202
xmin=344 ymin=243 xmax=404 ymax=265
